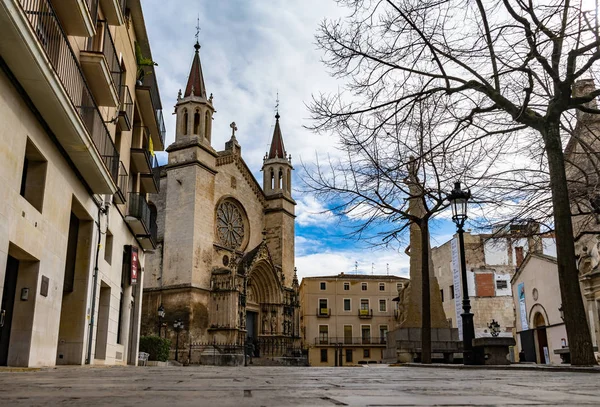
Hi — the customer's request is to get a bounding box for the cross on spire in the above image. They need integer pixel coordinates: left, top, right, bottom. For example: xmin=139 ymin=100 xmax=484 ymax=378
xmin=275 ymin=91 xmax=280 ymax=119
xmin=195 ymin=15 xmax=200 ymax=42
xmin=230 ymin=122 xmax=238 ymax=138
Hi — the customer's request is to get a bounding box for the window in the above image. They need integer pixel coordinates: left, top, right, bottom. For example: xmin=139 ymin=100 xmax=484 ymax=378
xmin=20 ymin=139 xmax=47 ymax=212
xmin=379 ymin=325 xmax=388 ymax=344
xmin=104 ymin=230 xmax=113 ymax=265
xmin=320 ymin=349 xmax=328 ymax=362
xmin=379 ymin=299 xmax=386 ymax=312
xmin=361 ymin=283 xmax=367 ymax=291
xmin=360 ymin=299 xmax=369 ymax=312
xmin=496 ymin=280 xmax=508 ymax=290
xmin=346 ymin=349 xmax=353 ymax=363
xmin=204 ymin=111 xmax=211 ymax=141
xmin=193 ymin=110 xmax=200 ymax=134
xmin=320 ymin=282 xmax=327 ymax=290
xmin=363 ymin=349 xmax=370 ymax=358
xmin=450 ymin=285 xmax=455 ymax=299
xmin=182 ymin=109 xmax=188 ymax=134
xmin=361 ymin=325 xmax=371 ymax=344
xmin=343 ymin=298 xmax=351 ymax=311
xmin=344 ymin=325 xmax=353 ymax=344
xmin=343 ymin=282 xmax=350 ymax=291
xmin=440 ymin=288 xmax=444 ymax=302
xmin=379 ymin=283 xmax=385 ymax=291
xmin=319 ymin=299 xmax=328 ymax=316
xmin=397 ymin=283 xmax=404 ymax=291
xmin=319 ymin=325 xmax=329 ymax=344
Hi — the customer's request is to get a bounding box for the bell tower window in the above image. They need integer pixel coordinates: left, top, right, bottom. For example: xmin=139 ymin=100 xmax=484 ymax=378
xmin=270 ymin=169 xmax=275 ymax=190
xmin=193 ymin=110 xmax=200 ymax=135
xmin=278 ymin=168 xmax=283 ymax=189
xmin=182 ymin=109 xmax=188 ymax=135
xmin=205 ymin=111 xmax=211 ymax=141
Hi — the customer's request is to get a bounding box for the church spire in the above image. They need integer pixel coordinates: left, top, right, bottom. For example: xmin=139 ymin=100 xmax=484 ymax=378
xmin=268 ymin=113 xmax=286 ymax=159
xmin=184 ymin=41 xmax=207 ymax=98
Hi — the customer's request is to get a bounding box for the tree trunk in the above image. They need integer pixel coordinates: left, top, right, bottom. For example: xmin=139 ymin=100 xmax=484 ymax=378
xmin=542 ymin=120 xmax=596 ymax=366
xmin=420 ymin=219 xmax=432 ymax=364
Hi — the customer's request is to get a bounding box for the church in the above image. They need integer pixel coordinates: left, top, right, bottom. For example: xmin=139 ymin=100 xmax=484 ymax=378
xmin=141 ymin=39 xmax=300 ymax=359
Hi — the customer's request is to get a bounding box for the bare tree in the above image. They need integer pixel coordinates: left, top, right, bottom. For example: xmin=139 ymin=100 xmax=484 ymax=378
xmin=310 ymin=0 xmax=600 ymax=365
xmin=303 ymin=96 xmax=490 ymax=363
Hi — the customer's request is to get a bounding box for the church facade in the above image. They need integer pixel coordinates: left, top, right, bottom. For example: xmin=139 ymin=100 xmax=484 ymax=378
xmin=141 ymin=41 xmax=300 ymax=357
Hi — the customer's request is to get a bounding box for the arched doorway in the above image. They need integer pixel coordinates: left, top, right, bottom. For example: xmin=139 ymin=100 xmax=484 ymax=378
xmin=533 ymin=312 xmax=549 ymax=364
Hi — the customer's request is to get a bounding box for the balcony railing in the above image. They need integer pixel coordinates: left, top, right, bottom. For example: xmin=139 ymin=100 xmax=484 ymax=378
xmin=118 ymin=85 xmax=133 ymax=130
xmin=86 ymin=19 xmax=121 ymax=91
xmin=128 ymin=193 xmax=152 ymax=231
xmin=137 ymin=65 xmax=165 ymax=147
xmin=314 ymin=337 xmax=387 ymax=346
xmin=113 ymin=161 xmax=128 ymax=204
xmin=18 ymin=0 xmax=119 ymax=182
xmin=358 ymin=309 xmax=373 ymax=319
xmin=316 ymin=308 xmax=331 ymax=318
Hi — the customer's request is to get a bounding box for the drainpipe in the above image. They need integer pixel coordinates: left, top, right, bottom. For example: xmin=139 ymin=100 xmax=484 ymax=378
xmin=86 ymin=201 xmax=107 ymax=364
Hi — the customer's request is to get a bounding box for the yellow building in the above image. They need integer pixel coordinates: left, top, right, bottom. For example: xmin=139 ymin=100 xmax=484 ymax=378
xmin=0 ymin=0 xmax=164 ymax=366
xmin=300 ymin=274 xmax=408 ymax=366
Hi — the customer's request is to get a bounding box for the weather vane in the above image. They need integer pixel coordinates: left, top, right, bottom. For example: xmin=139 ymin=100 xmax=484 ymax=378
xmin=195 ymin=15 xmax=200 ymax=43
xmin=275 ymin=91 xmax=280 ymax=116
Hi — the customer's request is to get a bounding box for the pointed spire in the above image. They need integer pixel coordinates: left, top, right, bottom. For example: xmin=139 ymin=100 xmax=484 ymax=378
xmin=268 ymin=113 xmax=286 ymax=159
xmin=184 ymin=41 xmax=207 ymax=98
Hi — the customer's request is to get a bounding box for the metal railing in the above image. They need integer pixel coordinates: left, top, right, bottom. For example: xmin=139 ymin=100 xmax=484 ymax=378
xmin=138 ymin=65 xmax=165 ymax=146
xmin=119 ymin=85 xmax=133 ymax=125
xmin=87 ymin=19 xmax=121 ymax=92
xmin=18 ymin=0 xmax=119 ymax=182
xmin=314 ymin=337 xmax=387 ymax=346
xmin=151 ymin=154 xmax=160 ymax=189
xmin=358 ymin=308 xmax=373 ymax=318
xmin=128 ymin=192 xmax=151 ymax=232
xmin=114 ymin=161 xmax=128 ymax=203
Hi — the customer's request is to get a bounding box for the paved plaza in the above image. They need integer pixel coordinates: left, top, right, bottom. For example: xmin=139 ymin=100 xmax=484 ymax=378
xmin=1 ymin=365 xmax=599 ymax=406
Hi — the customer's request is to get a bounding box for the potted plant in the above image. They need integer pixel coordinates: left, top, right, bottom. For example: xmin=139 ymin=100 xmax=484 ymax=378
xmin=135 ymin=42 xmax=158 ymax=85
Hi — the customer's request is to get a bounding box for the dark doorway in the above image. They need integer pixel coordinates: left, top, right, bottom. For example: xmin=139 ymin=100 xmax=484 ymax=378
xmin=0 ymin=256 xmax=19 ymax=365
xmin=536 ymin=328 xmax=549 ymax=364
xmin=246 ymin=311 xmax=258 ymax=357
xmin=519 ymin=330 xmax=536 ymax=362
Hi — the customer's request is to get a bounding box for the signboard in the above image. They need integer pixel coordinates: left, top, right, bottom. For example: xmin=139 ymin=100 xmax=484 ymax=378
xmin=518 ymin=282 xmax=528 ymax=330
xmin=451 ymin=237 xmax=463 ymax=340
xmin=131 ymin=246 xmax=139 ymax=285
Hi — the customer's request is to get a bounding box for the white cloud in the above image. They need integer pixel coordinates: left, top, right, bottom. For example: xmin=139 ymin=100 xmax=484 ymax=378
xmin=295 ymin=248 xmax=410 ymax=281
xmin=295 ymin=195 xmax=334 ymax=227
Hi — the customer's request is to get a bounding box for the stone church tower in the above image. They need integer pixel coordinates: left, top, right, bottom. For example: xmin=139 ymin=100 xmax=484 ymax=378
xmin=141 ymin=39 xmax=300 ymax=360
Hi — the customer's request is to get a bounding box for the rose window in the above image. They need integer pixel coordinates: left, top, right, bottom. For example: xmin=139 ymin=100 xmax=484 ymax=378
xmin=216 ymin=200 xmax=245 ymax=249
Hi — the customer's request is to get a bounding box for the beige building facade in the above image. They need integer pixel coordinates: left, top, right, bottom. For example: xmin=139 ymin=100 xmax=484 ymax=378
xmin=300 ymin=274 xmax=408 ymax=366
xmin=0 ymin=0 xmax=164 ymax=366
xmin=511 ymin=253 xmax=566 ymax=365
xmin=141 ymin=40 xmax=300 ymax=360
xmin=431 ymin=229 xmax=556 ymax=340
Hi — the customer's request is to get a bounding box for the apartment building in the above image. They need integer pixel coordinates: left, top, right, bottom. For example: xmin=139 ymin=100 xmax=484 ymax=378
xmin=300 ymin=274 xmax=408 ymax=366
xmin=0 ymin=0 xmax=164 ymax=367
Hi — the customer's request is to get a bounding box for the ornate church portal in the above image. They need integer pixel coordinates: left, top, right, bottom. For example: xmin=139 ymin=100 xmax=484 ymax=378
xmin=140 ymin=38 xmax=299 ymax=360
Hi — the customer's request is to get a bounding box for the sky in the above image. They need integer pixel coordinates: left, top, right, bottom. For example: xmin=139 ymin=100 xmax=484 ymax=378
xmin=141 ymin=0 xmax=459 ymax=280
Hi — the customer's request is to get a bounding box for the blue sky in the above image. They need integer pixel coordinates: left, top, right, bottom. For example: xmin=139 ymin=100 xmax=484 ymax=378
xmin=142 ymin=0 xmax=460 ymax=280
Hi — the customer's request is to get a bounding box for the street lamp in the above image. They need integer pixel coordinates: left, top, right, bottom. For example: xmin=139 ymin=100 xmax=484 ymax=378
xmin=173 ymin=319 xmax=184 ymax=362
xmin=157 ymin=304 xmax=165 ymax=337
xmin=447 ymin=181 xmax=476 ymax=365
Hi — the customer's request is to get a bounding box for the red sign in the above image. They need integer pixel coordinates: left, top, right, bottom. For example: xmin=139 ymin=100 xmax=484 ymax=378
xmin=131 ymin=246 xmax=139 ymax=285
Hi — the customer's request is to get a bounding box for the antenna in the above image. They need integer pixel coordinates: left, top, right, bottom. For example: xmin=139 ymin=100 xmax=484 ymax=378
xmin=355 ymin=261 xmax=358 ymax=274
xmin=275 ymin=90 xmax=280 ymax=117
xmin=371 ymin=263 xmax=374 ymax=275
xmin=387 ymin=263 xmax=389 ymax=276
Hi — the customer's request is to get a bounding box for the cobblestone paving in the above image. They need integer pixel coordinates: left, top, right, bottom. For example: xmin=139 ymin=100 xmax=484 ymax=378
xmin=1 ymin=365 xmax=599 ymax=406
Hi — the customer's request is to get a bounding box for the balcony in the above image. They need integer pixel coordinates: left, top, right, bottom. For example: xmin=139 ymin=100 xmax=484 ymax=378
xmin=135 ymin=65 xmax=165 ymax=151
xmin=125 ymin=193 xmax=157 ymax=250
xmin=0 ymin=0 xmax=119 ymax=193
xmin=50 ymin=0 xmax=97 ymax=37
xmin=314 ymin=337 xmax=387 ymax=346
xmin=358 ymin=309 xmax=373 ymax=319
xmin=117 ymin=85 xmax=133 ymax=131
xmin=99 ymin=0 xmax=125 ymax=26
xmin=113 ymin=161 xmax=127 ymax=204
xmin=140 ymin=155 xmax=159 ymax=194
xmin=80 ymin=20 xmax=121 ymax=107
xmin=316 ymin=308 xmax=331 ymax=318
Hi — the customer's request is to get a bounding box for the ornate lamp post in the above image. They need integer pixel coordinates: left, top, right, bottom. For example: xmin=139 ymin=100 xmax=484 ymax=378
xmin=157 ymin=304 xmax=165 ymax=337
xmin=447 ymin=181 xmax=476 ymax=365
xmin=173 ymin=319 xmax=184 ymax=362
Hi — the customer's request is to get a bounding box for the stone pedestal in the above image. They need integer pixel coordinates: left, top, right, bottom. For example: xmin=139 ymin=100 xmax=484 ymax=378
xmin=472 ymin=337 xmax=515 ymax=365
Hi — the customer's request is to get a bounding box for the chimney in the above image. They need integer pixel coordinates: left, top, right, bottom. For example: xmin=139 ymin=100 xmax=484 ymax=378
xmin=515 ymin=246 xmax=524 ymax=269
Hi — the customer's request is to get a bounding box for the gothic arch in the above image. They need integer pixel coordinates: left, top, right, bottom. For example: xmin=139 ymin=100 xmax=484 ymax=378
xmin=205 ymin=110 xmax=211 ymax=141
xmin=247 ymin=260 xmax=282 ymax=305
xmin=193 ymin=109 xmax=200 ymax=135
xmin=182 ymin=108 xmax=189 ymax=135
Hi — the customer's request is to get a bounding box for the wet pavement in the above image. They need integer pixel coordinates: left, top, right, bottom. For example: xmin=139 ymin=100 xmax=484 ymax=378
xmin=1 ymin=364 xmax=599 ymax=406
